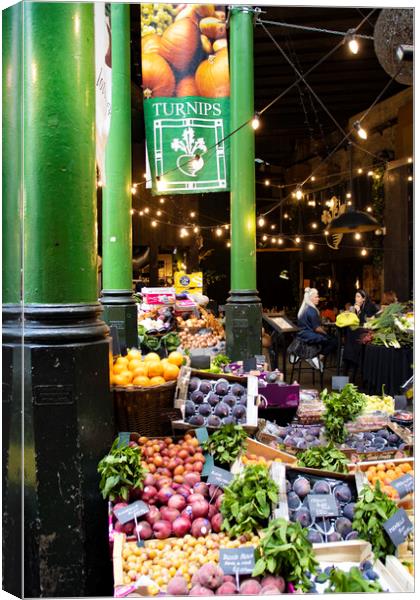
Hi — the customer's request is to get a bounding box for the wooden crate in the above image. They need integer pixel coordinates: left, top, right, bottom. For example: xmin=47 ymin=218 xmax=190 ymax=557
xmin=385 ymin=555 xmax=414 ymax=592
xmin=352 ymin=457 xmax=414 ymax=509
xmin=312 ymin=540 xmax=404 ymax=593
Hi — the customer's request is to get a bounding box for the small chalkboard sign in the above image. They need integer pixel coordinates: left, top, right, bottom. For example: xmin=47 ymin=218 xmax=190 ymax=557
xmin=383 ymin=508 xmax=413 ymax=547
xmin=219 ymin=547 xmax=256 ymax=575
xmin=308 ymin=494 xmax=339 ymax=518
xmin=243 ymin=357 xmax=257 ymax=372
xmin=114 ymin=501 xmax=149 ymax=525
xmin=117 ymin=432 xmax=131 ymax=448
xmin=195 ymin=427 xmax=209 ymax=444
xmin=207 ymin=466 xmax=234 ymax=488
xmin=202 ymin=453 xmax=214 ymax=477
xmin=390 ymin=474 xmax=414 ymax=499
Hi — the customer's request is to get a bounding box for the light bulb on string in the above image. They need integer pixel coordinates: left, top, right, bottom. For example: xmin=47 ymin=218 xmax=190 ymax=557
xmin=354 ymin=121 xmax=368 ymax=140
xmin=216 ymin=228 xmax=223 ymax=237
xmin=143 ymin=173 xmax=147 ymax=179
xmin=311 ymin=176 xmax=316 ymax=182
xmin=347 ymin=200 xmax=352 ymax=206
xmin=226 ymin=242 xmax=231 ymax=248
xmin=151 ymin=220 xmax=157 ymax=227
xmin=251 ymin=112 xmax=260 ymax=130
xmin=131 ymin=186 xmax=137 ymax=194
xmin=295 ymin=236 xmax=301 ymax=244
xmin=144 ymin=207 xmax=150 ymax=214
xmin=190 ymin=211 xmax=196 ymax=218
xmin=97 ymin=179 xmax=103 ymax=188
xmin=408 ymin=157 xmax=413 ymax=164
xmin=311 ymin=222 xmax=318 ymax=229
xmin=408 ymin=176 xmax=413 ymax=182
xmin=277 ymin=238 xmax=283 ymax=245
xmin=347 ymin=31 xmax=359 ymax=54
xmin=295 ymin=187 xmax=303 ymax=200
xmin=354 ymin=232 xmax=362 ymax=240
xmin=224 ymin=224 xmax=229 ymax=230
xmin=270 ymin=224 xmax=276 ymax=230
xmin=264 ymin=179 xmax=270 ymax=186
xmin=193 ymin=226 xmax=199 ymax=234
xmin=346 ymin=192 xmax=352 ymax=199
xmin=180 ymin=228 xmax=189 ymax=238
xmin=258 ymin=216 xmax=265 ymax=227
xmin=358 ymin=168 xmax=363 ymax=174
xmin=159 ymin=198 xmax=165 ymax=204
xmin=324 ymin=230 xmax=329 ymax=236
xmin=271 ymin=237 xmax=277 ymax=244
xmin=367 ymin=171 xmax=374 ymax=177
xmin=130 ymin=209 xmax=135 ymax=215
xmin=139 ymin=210 xmax=144 ymax=216
xmin=308 ymin=243 xmax=315 ymax=251
xmin=262 ymin=235 xmax=268 ymax=241
xmin=283 ymin=213 xmax=289 ymax=219
xmin=361 ymin=248 xmax=367 ymax=256
xmin=366 ymin=206 xmax=372 ymax=213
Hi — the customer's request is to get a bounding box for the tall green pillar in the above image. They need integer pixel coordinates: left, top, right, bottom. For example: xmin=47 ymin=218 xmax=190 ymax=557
xmin=100 ymin=3 xmax=138 ymax=352
xmin=2 ymin=3 xmax=114 ymax=595
xmin=225 ymin=6 xmax=262 ymax=360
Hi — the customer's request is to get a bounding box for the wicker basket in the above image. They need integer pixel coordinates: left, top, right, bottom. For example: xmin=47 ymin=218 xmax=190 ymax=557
xmin=112 ymin=381 xmax=180 ymax=437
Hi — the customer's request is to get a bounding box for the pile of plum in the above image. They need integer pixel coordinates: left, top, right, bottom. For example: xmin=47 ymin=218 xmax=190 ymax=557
xmin=286 ymin=472 xmax=359 ymax=544
xmin=339 ymin=428 xmax=406 ymax=453
xmin=275 ymin=424 xmax=325 ymax=451
xmin=184 ymin=377 xmax=248 ymax=427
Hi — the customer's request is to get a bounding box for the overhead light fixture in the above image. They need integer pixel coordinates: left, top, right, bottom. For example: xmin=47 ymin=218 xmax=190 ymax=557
xmin=251 ymin=112 xmax=260 ymax=130
xmin=326 ymin=142 xmax=379 ymax=234
xmin=396 ymin=44 xmax=413 ymax=62
xmin=258 ymin=216 xmax=265 ymax=227
xmin=279 ymin=270 xmax=289 ymax=280
xmin=354 ymin=121 xmax=367 ymax=140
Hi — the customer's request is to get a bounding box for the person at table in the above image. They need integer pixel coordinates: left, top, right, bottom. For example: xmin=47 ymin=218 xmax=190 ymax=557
xmin=352 ymin=289 xmax=378 ymax=325
xmin=380 ymin=290 xmax=398 ymax=310
xmin=296 ymin=287 xmax=337 ymax=370
xmin=343 ymin=289 xmax=378 ymax=379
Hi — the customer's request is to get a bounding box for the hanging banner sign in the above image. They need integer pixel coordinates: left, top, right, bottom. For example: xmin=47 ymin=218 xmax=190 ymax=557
xmin=174 ymin=271 xmax=203 ymax=294
xmin=141 ymin=4 xmax=230 ymax=195
xmin=95 ymin=2 xmax=112 ymax=184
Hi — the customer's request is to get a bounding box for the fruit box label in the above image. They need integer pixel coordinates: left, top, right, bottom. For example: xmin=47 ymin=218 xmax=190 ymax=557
xmin=383 ymin=508 xmax=413 ymax=546
xmin=308 ymin=494 xmax=339 ymax=518
xmin=117 ymin=432 xmax=131 ymax=448
xmin=195 ymin=427 xmax=209 ymax=443
xmin=219 ymin=547 xmax=255 ymax=574
xmin=114 ymin=501 xmax=149 ymax=525
xmin=207 ymin=466 xmax=233 ymax=488
xmin=390 ymin=474 xmax=414 ymax=499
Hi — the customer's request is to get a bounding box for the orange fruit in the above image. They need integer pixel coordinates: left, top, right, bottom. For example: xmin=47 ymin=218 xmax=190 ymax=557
xmin=367 ymin=465 xmax=377 ymax=473
xmin=150 ymin=376 xmax=166 ymax=386
xmin=386 ymin=469 xmax=396 ymax=479
xmin=113 ymin=363 xmax=126 ymax=375
xmin=376 ymin=463 xmax=386 ymax=471
xmin=367 ymin=472 xmax=375 ymax=483
xmin=113 ymin=374 xmax=129 ymax=386
xmin=133 ymin=375 xmax=151 ymax=387
xmin=147 ymin=361 xmax=164 ymax=378
xmin=377 ymin=471 xmax=386 ymax=481
xmin=119 ymin=370 xmax=133 ymax=383
xmin=129 ymin=359 xmax=144 ymax=372
xmin=401 ymin=462 xmax=412 ymax=473
xmin=127 ymin=348 xmax=142 ymax=360
xmin=163 ymin=362 xmax=180 ymax=381
xmin=167 ymin=351 xmax=184 ymax=367
xmin=144 ymin=352 xmax=161 ymax=362
xmin=132 ymin=365 xmax=149 ymax=378
xmin=115 ymin=356 xmax=129 ymax=366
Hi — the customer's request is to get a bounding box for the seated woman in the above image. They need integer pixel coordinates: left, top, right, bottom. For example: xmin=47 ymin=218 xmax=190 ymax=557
xmin=296 ymin=287 xmax=337 ymax=371
xmin=343 ymin=289 xmax=378 ymax=378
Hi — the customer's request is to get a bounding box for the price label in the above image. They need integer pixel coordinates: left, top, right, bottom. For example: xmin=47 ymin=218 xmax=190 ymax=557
xmin=195 ymin=427 xmax=209 ymax=444
xmin=390 ymin=474 xmax=414 ymax=499
xmin=308 ymin=494 xmax=339 ymax=519
xmin=117 ymin=432 xmax=131 ymax=448
xmin=136 ymin=540 xmax=145 ymax=548
xmin=219 ymin=547 xmax=256 ymax=575
xmin=114 ymin=501 xmax=149 ymax=525
xmin=243 ymin=357 xmax=257 ymax=372
xmin=383 ymin=508 xmax=413 ymax=547
xmin=202 ymin=453 xmax=214 ymax=477
xmin=207 ymin=466 xmax=234 ymax=488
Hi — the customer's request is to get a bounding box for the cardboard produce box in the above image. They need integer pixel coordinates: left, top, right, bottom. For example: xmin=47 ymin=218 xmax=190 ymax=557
xmin=172 ymin=366 xmax=259 ymax=433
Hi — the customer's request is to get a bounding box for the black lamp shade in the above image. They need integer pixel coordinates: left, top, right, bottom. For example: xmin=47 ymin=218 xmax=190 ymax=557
xmin=326 ymin=210 xmax=379 ymax=233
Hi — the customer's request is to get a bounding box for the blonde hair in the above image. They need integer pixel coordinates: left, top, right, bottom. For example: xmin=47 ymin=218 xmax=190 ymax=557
xmin=298 ymin=287 xmax=319 ymax=319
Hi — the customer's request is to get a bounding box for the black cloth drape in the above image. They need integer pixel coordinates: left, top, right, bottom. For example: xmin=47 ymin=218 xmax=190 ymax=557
xmin=362 ymin=345 xmax=413 ymax=396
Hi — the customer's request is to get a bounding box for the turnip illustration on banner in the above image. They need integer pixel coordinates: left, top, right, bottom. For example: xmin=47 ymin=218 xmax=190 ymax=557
xmin=141 ymin=4 xmax=230 ymax=194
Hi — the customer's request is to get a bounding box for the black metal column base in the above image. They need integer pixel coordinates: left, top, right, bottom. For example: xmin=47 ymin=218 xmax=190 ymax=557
xmin=100 ymin=289 xmax=138 ymax=353
xmin=225 ymin=290 xmax=262 ymax=361
xmin=3 ymin=303 xmax=115 ymax=598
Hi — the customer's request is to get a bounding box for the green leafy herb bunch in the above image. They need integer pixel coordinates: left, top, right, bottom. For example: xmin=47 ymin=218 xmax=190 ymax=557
xmin=98 ymin=438 xmax=148 ymax=501
xmin=202 ymin=424 xmax=247 ymax=467
xmin=321 ymin=383 xmax=366 ymax=443
xmin=297 ymin=442 xmax=349 ymax=473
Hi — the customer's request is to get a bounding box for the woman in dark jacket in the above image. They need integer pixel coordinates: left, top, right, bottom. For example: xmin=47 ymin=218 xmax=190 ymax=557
xmin=343 ymin=289 xmax=378 ymax=378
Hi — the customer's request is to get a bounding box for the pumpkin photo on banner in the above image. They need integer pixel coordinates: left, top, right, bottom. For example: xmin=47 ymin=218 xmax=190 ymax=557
xmin=141 ymin=4 xmax=230 ymax=194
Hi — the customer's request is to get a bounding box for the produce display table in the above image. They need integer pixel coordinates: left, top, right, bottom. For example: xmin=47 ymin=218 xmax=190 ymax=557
xmin=362 ymin=345 xmax=413 ymax=396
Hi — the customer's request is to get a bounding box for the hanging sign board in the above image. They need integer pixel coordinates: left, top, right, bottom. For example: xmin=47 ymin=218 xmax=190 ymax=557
xmin=141 ymin=4 xmax=230 ymax=194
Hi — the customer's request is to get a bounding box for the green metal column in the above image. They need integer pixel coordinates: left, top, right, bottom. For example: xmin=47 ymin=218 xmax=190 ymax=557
xmin=100 ymin=3 xmax=138 ymax=352
xmin=225 ymin=6 xmax=262 ymax=360
xmin=23 ymin=4 xmax=98 ymax=303
xmin=2 ymin=3 xmax=22 ymax=306
xmin=2 ymin=3 xmax=114 ymax=595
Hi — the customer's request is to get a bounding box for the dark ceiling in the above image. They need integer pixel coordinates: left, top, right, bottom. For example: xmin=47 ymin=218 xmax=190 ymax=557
xmin=130 ymin=5 xmax=406 ymax=170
